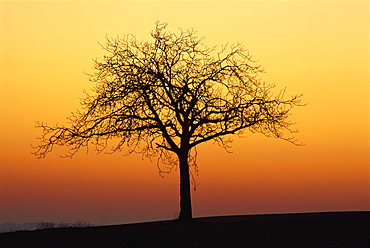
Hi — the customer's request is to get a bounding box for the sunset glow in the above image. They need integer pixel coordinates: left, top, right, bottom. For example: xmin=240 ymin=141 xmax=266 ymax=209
xmin=1 ymin=1 xmax=369 ymax=225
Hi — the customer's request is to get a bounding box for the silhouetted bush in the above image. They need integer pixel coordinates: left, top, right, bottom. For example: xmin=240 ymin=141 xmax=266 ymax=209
xmin=37 ymin=221 xmax=55 ymax=230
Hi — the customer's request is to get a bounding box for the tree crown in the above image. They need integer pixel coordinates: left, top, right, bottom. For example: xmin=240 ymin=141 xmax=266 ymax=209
xmin=34 ymin=23 xmax=303 ymax=174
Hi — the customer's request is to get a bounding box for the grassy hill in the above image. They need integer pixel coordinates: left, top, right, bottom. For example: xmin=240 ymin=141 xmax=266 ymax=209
xmin=1 ymin=211 xmax=368 ymax=247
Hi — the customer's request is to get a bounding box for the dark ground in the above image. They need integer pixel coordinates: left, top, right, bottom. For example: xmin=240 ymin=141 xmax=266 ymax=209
xmin=1 ymin=211 xmax=369 ymax=248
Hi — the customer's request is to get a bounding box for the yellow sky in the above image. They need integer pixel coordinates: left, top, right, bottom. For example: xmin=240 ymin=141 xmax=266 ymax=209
xmin=0 ymin=1 xmax=369 ymax=224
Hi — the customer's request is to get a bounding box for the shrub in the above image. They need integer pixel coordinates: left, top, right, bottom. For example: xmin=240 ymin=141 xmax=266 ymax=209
xmin=36 ymin=221 xmax=55 ymax=230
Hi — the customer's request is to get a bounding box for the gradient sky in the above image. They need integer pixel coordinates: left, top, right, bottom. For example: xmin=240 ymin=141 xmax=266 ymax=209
xmin=1 ymin=0 xmax=369 ymax=225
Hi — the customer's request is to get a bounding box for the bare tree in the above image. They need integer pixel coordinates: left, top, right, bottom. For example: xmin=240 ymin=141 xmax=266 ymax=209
xmin=34 ymin=23 xmax=303 ymax=221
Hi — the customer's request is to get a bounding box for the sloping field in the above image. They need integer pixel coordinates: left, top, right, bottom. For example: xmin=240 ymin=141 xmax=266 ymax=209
xmin=1 ymin=212 xmax=368 ymax=248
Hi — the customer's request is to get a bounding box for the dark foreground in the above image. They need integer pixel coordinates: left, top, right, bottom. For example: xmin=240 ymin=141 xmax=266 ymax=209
xmin=1 ymin=212 xmax=369 ymax=248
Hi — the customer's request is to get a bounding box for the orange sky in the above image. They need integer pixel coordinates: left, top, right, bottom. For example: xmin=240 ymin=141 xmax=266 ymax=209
xmin=0 ymin=0 xmax=369 ymax=225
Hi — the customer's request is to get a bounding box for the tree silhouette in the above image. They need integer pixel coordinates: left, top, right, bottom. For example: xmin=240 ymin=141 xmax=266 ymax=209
xmin=34 ymin=23 xmax=303 ymax=221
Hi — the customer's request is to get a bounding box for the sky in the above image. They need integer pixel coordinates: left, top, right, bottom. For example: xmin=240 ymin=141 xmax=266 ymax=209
xmin=0 ymin=0 xmax=369 ymax=225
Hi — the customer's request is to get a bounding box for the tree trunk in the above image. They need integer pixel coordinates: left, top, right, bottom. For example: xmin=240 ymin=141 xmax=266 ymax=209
xmin=177 ymin=149 xmax=193 ymax=221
